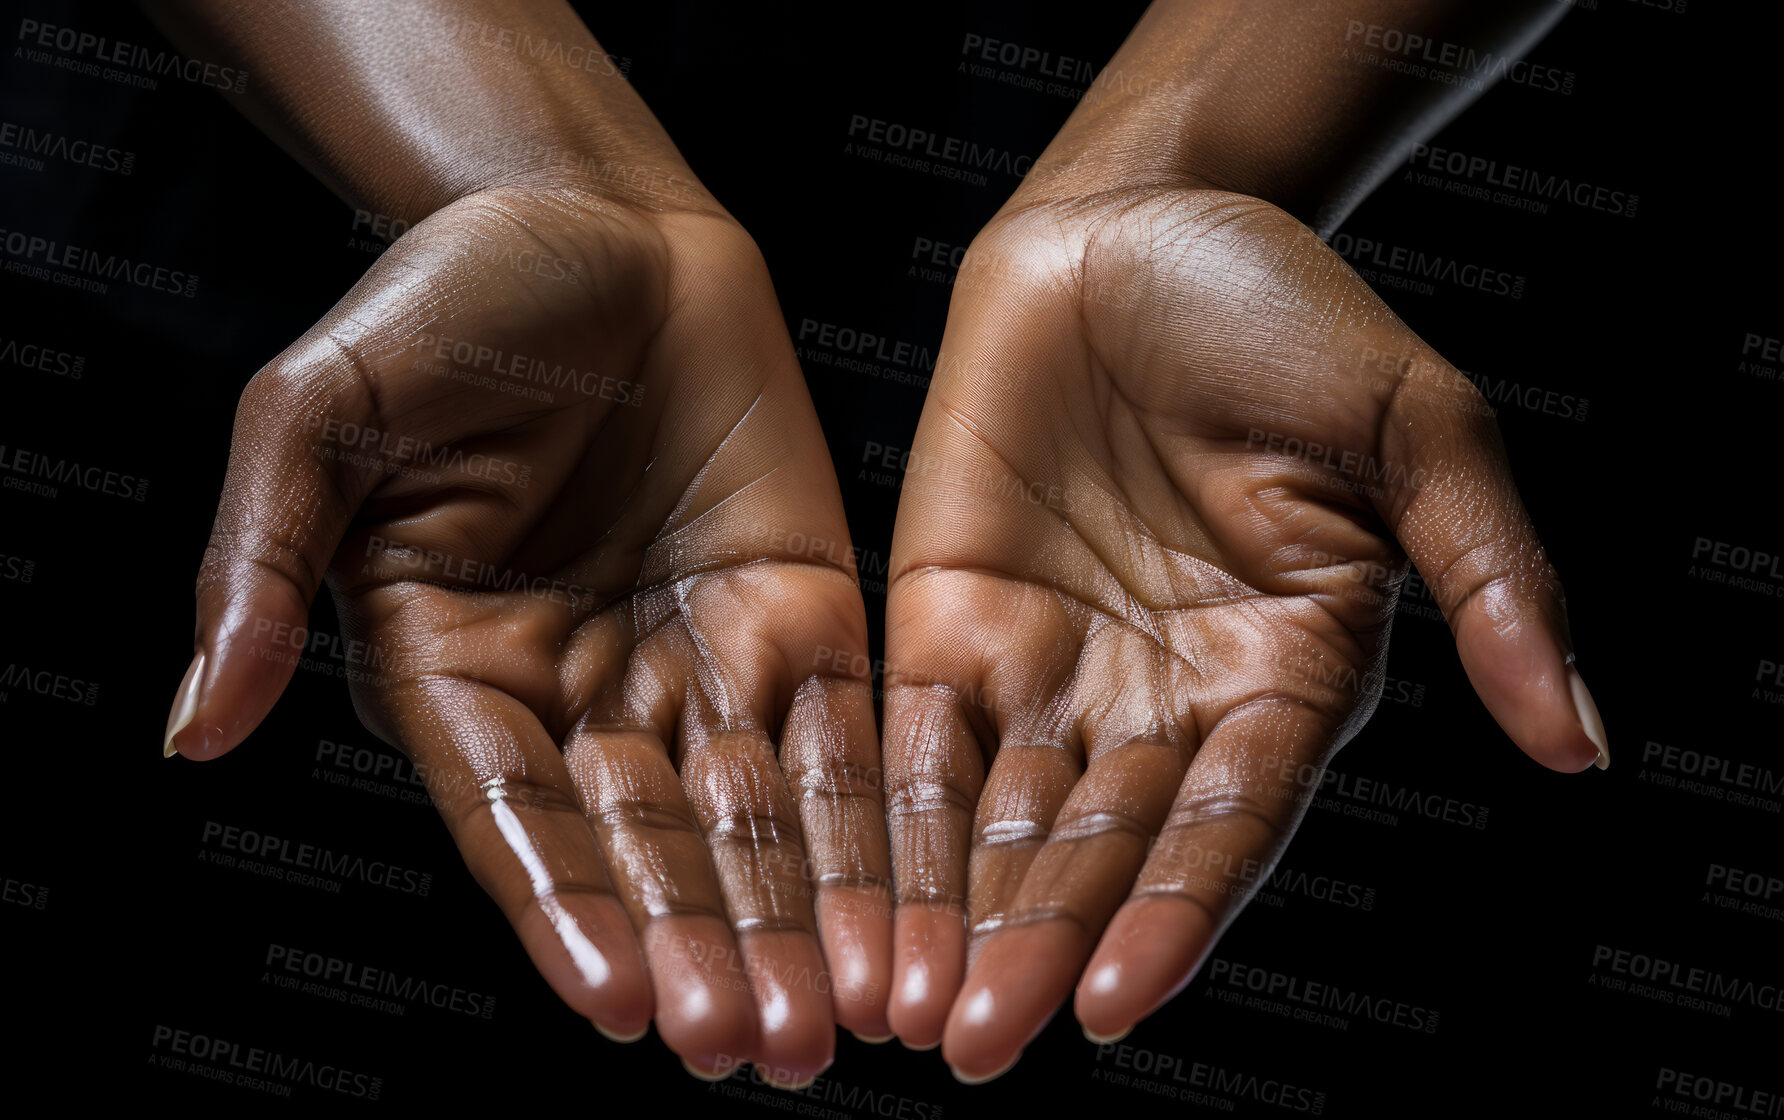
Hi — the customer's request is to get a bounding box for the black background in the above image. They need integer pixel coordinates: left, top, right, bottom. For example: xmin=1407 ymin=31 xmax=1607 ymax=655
xmin=3 ymin=1 xmax=1780 ymax=1115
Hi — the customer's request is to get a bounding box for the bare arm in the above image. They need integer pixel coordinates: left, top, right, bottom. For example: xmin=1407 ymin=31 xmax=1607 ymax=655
xmin=141 ymin=0 xmax=710 ymax=220
xmin=1030 ymin=0 xmax=1569 ymax=234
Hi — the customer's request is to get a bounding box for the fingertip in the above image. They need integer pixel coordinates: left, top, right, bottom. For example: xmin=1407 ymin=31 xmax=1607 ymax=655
xmin=163 ymin=649 xmax=235 ymax=761
xmin=517 ymin=892 xmax=654 ymax=1040
xmin=1074 ymin=896 xmax=1212 ymax=1037
xmin=682 ymin=1055 xmax=745 ymax=1082
xmin=594 ymin=1020 xmax=649 ymax=1044
xmin=817 ymin=884 xmax=894 ymax=1038
xmin=1568 ymin=663 xmax=1610 ymax=771
xmin=887 ymin=903 xmax=965 ymax=1050
xmin=737 ymin=930 xmax=835 ymax=1087
xmin=941 ymin=921 xmax=1085 ymax=1080
xmin=174 ymin=586 xmax=319 ymax=761
xmin=949 ymin=1054 xmax=1021 ymax=1085
xmin=643 ymin=917 xmax=758 ymax=1075
xmin=1454 ymin=605 xmax=1603 ymax=773
xmin=1081 ymin=1022 xmax=1131 ymax=1045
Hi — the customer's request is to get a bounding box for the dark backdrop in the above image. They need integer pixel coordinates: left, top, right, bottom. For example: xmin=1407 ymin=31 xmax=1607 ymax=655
xmin=3 ymin=2 xmax=1779 ymax=1115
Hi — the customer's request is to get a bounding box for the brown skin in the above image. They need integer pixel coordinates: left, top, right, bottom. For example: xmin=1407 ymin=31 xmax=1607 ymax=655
xmin=153 ymin=0 xmax=890 ymax=1085
xmin=881 ymin=0 xmax=1605 ymax=1080
xmin=155 ymin=0 xmax=1605 ymax=1084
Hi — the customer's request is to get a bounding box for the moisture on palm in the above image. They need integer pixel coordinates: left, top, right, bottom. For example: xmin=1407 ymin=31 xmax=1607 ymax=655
xmin=879 ymin=185 xmax=1607 ymax=1078
xmin=168 ymin=182 xmax=892 ymax=1084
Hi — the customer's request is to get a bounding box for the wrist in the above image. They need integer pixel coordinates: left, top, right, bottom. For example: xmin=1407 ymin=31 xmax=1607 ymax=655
xmin=1005 ymin=72 xmax=1283 ymax=217
xmin=451 ymin=135 xmax=717 ymax=219
xmin=999 ymin=0 xmax=1568 ymax=235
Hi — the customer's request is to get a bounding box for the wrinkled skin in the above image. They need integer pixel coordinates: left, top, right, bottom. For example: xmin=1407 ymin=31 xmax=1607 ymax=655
xmin=880 ymin=181 xmax=1605 ymax=1079
xmin=166 ymin=179 xmax=892 ymax=1085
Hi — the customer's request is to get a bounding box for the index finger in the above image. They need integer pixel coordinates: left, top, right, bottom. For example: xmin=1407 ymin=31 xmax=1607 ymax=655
xmin=374 ymin=673 xmax=655 ymax=1041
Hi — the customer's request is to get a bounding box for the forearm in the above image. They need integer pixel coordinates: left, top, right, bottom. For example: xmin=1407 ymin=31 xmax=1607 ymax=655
xmin=1026 ymin=0 xmax=1570 ymax=234
xmin=141 ymin=0 xmax=706 ymax=223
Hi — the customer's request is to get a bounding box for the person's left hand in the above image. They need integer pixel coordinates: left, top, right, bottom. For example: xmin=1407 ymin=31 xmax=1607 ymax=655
xmin=878 ymin=179 xmax=1607 ymax=1080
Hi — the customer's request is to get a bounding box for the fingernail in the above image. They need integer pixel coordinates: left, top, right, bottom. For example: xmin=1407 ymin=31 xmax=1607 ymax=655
xmin=950 ymin=1056 xmax=1018 ymax=1085
xmin=901 ymin=1039 xmax=940 ymax=1052
xmin=1083 ymin=1024 xmax=1131 ymax=1044
xmin=682 ymin=1058 xmax=734 ymax=1082
xmin=164 ymin=652 xmax=205 ymax=758
xmin=850 ymin=1031 xmax=895 ymax=1044
xmin=758 ymin=1071 xmax=818 ymax=1091
xmin=593 ymin=1021 xmax=648 ymax=1044
xmin=1567 ymin=664 xmax=1609 ymax=771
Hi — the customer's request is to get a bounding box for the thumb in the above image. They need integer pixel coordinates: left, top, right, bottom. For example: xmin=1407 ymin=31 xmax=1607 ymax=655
xmin=164 ymin=334 xmax=377 ymax=760
xmin=1371 ymin=350 xmax=1608 ymax=774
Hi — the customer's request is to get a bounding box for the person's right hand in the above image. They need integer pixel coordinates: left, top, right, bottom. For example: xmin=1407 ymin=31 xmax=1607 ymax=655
xmin=163 ymin=174 xmax=892 ymax=1086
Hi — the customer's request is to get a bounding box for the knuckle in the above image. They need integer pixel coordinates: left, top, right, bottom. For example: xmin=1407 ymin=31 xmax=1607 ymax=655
xmin=884 ymin=774 xmax=976 ymax=820
xmin=701 ymin=805 xmax=802 ymax=849
xmin=453 ymin=772 xmax=582 ymax=829
xmin=785 ymin=755 xmax=883 ymax=806
xmin=587 ymin=796 xmax=700 ymax=837
xmin=1158 ymin=791 xmax=1284 ymax=846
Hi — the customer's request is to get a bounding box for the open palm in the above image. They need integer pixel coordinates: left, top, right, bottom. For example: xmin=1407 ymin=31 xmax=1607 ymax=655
xmin=880 ymin=184 xmax=1607 ymax=1079
xmin=166 ymin=180 xmax=891 ymax=1084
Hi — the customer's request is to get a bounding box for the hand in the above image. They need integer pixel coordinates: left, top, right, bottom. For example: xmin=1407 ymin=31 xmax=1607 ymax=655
xmin=163 ymin=176 xmax=892 ymax=1084
xmin=879 ymin=178 xmax=1608 ymax=1078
